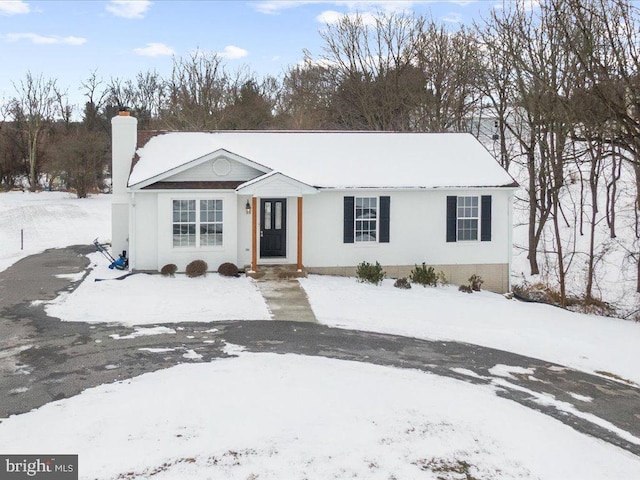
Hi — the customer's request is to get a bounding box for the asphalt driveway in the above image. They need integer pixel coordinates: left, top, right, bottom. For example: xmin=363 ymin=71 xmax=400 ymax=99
xmin=1 ymin=246 xmax=639 ymax=457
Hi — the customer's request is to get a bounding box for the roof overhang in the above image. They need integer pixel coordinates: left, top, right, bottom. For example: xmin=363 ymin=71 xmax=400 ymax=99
xmin=236 ymin=171 xmax=318 ymax=196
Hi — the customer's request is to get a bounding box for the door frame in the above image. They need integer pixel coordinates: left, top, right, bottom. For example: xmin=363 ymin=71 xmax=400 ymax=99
xmin=259 ymin=198 xmax=287 ymax=258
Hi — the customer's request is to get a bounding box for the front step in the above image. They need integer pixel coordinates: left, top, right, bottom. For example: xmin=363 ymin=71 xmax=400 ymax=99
xmin=246 ymin=264 xmax=306 ymax=281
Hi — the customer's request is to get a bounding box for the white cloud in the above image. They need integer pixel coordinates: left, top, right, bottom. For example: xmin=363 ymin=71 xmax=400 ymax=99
xmin=106 ymin=0 xmax=151 ymax=19
xmin=316 ymin=10 xmax=343 ymax=24
xmin=133 ymin=42 xmax=174 ymax=57
xmin=218 ymin=45 xmax=248 ymax=60
xmin=317 ymin=10 xmax=377 ymax=26
xmin=254 ymin=1 xmax=304 ymax=14
xmin=5 ymin=33 xmax=86 ymax=45
xmin=255 ymin=1 xmax=453 ymax=15
xmin=0 ymin=0 xmax=30 ymax=15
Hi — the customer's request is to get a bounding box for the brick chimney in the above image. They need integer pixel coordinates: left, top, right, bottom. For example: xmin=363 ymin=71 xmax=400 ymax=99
xmin=111 ymin=108 xmax=137 ymax=261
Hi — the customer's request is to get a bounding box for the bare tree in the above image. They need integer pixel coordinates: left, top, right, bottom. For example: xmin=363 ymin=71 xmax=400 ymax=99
xmin=161 ymin=50 xmax=235 ymax=130
xmin=105 ymin=71 xmax=164 ymax=129
xmin=9 ymin=72 xmax=58 ymax=190
xmin=475 ymin=16 xmax=518 ymax=170
xmin=81 ymin=70 xmax=109 ymax=133
xmin=49 ymin=126 xmax=108 ymax=198
xmin=279 ymin=58 xmax=336 ymax=129
xmin=319 ymin=12 xmax=425 ymax=130
xmin=413 ymin=20 xmax=482 ymax=132
xmin=553 ymin=0 xmax=640 ymax=292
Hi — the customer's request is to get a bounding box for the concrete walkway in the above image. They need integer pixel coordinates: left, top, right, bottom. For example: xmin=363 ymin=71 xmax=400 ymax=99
xmin=252 ymin=266 xmax=317 ymax=322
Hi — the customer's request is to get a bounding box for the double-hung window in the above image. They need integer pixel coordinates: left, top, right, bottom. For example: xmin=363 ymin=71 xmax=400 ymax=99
xmin=172 ymin=200 xmax=196 ymax=247
xmin=355 ymin=197 xmax=378 ymax=242
xmin=200 ymin=200 xmax=223 ymax=246
xmin=172 ymin=199 xmax=223 ymax=247
xmin=457 ymin=196 xmax=479 ymax=241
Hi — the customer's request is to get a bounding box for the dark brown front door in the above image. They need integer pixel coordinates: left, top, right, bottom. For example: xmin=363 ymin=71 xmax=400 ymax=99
xmin=260 ymin=198 xmax=286 ymax=257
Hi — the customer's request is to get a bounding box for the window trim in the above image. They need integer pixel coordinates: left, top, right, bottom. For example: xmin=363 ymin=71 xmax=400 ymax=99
xmin=172 ymin=198 xmax=224 ymax=248
xmin=354 ymin=196 xmax=379 ymax=243
xmin=456 ymin=195 xmax=479 ymax=242
xmin=172 ymin=199 xmax=196 ymax=247
xmin=199 ymin=199 xmax=224 ymax=247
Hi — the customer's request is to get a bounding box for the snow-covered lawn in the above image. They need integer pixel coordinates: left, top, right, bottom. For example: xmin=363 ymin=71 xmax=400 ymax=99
xmin=46 ymin=253 xmax=271 ymax=324
xmin=1 ymin=351 xmax=638 ymax=479
xmin=4 ymin=191 xmax=640 ymax=477
xmin=0 ymin=191 xmax=110 ymax=273
xmin=300 ymin=276 xmax=640 ymax=386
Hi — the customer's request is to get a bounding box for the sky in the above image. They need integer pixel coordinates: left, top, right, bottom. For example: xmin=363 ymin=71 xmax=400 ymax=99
xmin=0 ymin=0 xmax=509 ymax=110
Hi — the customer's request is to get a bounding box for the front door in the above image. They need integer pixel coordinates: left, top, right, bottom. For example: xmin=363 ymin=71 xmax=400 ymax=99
xmin=260 ymin=198 xmax=286 ymax=257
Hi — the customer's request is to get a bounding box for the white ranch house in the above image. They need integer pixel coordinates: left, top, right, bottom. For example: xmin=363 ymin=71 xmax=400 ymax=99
xmin=111 ymin=112 xmax=517 ymax=292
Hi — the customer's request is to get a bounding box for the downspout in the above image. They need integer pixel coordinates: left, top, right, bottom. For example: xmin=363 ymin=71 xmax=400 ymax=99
xmin=129 ymin=191 xmax=136 ymax=271
xmin=297 ymin=196 xmax=303 ymax=271
xmin=507 ymin=189 xmax=514 ymax=292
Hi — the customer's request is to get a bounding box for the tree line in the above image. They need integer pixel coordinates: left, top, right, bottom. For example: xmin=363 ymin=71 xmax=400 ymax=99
xmin=2 ymin=0 xmax=640 ymax=308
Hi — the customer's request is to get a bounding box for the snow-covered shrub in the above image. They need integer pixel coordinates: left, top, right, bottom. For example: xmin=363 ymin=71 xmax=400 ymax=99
xmin=186 ymin=260 xmax=208 ymax=278
xmin=160 ymin=263 xmax=177 ymax=277
xmin=356 ymin=261 xmax=385 ymax=285
xmin=458 ymin=284 xmax=473 ymax=293
xmin=218 ymin=262 xmax=239 ymax=277
xmin=394 ymin=277 xmax=411 ymax=289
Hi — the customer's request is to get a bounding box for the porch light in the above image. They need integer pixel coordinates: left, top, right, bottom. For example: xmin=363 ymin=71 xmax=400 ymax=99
xmin=245 ymin=200 xmax=252 ymax=214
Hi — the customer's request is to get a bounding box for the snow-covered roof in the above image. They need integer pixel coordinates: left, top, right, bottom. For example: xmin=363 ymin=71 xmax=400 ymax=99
xmin=130 ymin=131 xmax=516 ymax=189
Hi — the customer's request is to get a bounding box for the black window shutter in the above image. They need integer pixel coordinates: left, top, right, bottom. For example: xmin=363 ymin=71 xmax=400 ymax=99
xmin=379 ymin=196 xmax=390 ymax=243
xmin=481 ymin=195 xmax=492 ymax=241
xmin=446 ymin=196 xmax=457 ymax=242
xmin=344 ymin=196 xmax=355 ymax=243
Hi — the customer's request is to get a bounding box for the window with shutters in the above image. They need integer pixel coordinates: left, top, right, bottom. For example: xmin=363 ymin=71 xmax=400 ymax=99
xmin=447 ymin=195 xmax=491 ymax=243
xmin=344 ymin=196 xmax=390 ymax=244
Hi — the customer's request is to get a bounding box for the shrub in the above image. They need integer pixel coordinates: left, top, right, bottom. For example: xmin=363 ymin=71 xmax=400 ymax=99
xmin=186 ymin=259 xmax=208 ymax=278
xmin=160 ymin=263 xmax=177 ymax=277
xmin=394 ymin=277 xmax=411 ymax=289
xmin=356 ymin=261 xmax=385 ymax=285
xmin=513 ymin=282 xmax=561 ymax=304
xmin=436 ymin=271 xmax=448 ymax=285
xmin=410 ymin=263 xmax=438 ymax=287
xmin=469 ymin=274 xmax=484 ymax=291
xmin=218 ymin=262 xmax=239 ymax=277
xmin=458 ymin=284 xmax=473 ymax=293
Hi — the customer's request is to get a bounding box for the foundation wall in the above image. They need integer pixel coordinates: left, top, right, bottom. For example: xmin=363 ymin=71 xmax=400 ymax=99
xmin=305 ymin=263 xmax=510 ymax=293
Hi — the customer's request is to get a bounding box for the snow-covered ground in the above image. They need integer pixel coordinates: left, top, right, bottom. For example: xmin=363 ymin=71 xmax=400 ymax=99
xmin=46 ymin=253 xmax=271 ymax=324
xmin=1 ymin=351 xmax=639 ymax=479
xmin=0 ymin=191 xmax=110 ymax=272
xmin=3 ymin=191 xmax=640 ymax=478
xmin=299 ymin=276 xmax=640 ymax=386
